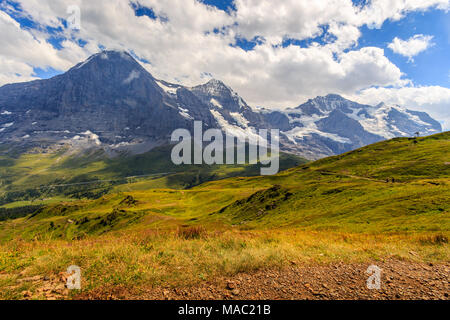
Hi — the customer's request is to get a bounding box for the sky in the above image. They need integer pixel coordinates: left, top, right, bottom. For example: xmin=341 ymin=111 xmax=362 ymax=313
xmin=0 ymin=0 xmax=449 ymax=129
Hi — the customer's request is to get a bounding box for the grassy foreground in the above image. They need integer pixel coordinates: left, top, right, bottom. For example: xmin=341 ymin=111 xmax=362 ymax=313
xmin=0 ymin=132 xmax=449 ymax=299
xmin=0 ymin=229 xmax=448 ymax=299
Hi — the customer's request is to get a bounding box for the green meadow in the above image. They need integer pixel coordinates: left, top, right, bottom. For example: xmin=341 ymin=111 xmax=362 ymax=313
xmin=0 ymin=132 xmax=448 ymax=299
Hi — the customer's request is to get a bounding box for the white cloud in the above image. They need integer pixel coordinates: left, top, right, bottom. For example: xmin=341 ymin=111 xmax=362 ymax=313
xmin=357 ymin=0 xmax=450 ymax=29
xmin=0 ymin=9 xmax=93 ymax=85
xmin=388 ymin=34 xmax=435 ymax=61
xmin=233 ymin=0 xmax=359 ymax=45
xmin=0 ymin=0 xmax=448 ymax=127
xmin=229 ymin=45 xmax=405 ymax=108
xmin=0 ymin=55 xmax=37 ymax=85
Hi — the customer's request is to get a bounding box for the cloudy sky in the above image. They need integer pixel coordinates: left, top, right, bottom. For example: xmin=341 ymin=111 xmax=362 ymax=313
xmin=1 ymin=0 xmax=450 ymax=129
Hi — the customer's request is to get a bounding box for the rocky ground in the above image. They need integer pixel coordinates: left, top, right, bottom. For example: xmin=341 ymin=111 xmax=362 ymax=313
xmin=4 ymin=258 xmax=448 ymax=300
xmin=14 ymin=272 xmax=71 ymax=300
xmin=73 ymin=259 xmax=449 ymax=300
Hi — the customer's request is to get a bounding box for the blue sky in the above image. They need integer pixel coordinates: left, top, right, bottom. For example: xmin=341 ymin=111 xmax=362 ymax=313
xmin=5 ymin=0 xmax=450 ymax=88
xmin=0 ymin=0 xmax=449 ymax=128
xmin=358 ymin=9 xmax=450 ymax=88
xmin=201 ymin=0 xmax=450 ymax=89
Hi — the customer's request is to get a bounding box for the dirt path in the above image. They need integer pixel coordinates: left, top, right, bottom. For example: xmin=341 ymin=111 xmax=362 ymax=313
xmin=78 ymin=259 xmax=449 ymax=300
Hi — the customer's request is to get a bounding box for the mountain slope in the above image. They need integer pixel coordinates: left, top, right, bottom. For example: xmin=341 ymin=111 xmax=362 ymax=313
xmin=0 ymin=51 xmax=206 ymax=146
xmin=0 ymin=51 xmax=442 ymax=160
xmin=2 ymin=131 xmax=448 ymax=240
xmin=0 ymin=141 xmax=307 ymax=207
xmin=216 ymin=131 xmax=449 ymax=230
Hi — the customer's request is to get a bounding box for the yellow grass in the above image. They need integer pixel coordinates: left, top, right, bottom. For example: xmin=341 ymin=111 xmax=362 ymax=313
xmin=0 ymin=229 xmax=448 ymax=299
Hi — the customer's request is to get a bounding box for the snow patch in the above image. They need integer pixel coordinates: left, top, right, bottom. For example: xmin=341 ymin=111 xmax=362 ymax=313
xmin=230 ymin=112 xmax=250 ymax=128
xmin=210 ymin=98 xmax=223 ymax=109
xmin=156 ymin=80 xmax=178 ymax=95
xmin=111 ymin=141 xmax=133 ymax=148
xmin=356 ymin=104 xmax=397 ymax=139
xmin=1 ymin=110 xmax=12 ymax=115
xmin=81 ymin=130 xmax=101 ymax=145
xmin=284 ymin=125 xmax=351 ymax=144
xmin=75 ymin=55 xmax=95 ymax=69
xmin=203 ymin=79 xmax=246 ymax=109
xmin=336 ymin=103 xmax=409 ymax=139
xmin=210 ymin=109 xmax=262 ymax=144
xmin=404 ymin=110 xmax=432 ymax=127
xmin=284 ymin=113 xmax=351 ymax=144
xmin=178 ymin=107 xmax=193 ymax=120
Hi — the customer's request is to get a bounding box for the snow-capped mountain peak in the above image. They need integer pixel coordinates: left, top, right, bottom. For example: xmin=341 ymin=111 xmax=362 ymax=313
xmin=191 ymin=79 xmax=249 ymax=112
xmin=277 ymin=94 xmax=442 ymax=157
xmin=0 ymin=52 xmax=442 ymax=160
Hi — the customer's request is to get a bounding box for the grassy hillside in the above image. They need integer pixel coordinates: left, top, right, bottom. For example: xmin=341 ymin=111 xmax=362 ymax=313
xmin=215 ymin=133 xmax=450 ymax=232
xmin=1 ymin=132 xmax=448 ymax=239
xmin=0 ymin=133 xmax=448 ymax=299
xmin=0 ymin=143 xmax=307 ymax=208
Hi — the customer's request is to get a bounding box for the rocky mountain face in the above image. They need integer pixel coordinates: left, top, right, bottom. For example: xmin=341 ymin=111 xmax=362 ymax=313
xmin=276 ymin=94 xmax=442 ymax=158
xmin=0 ymin=50 xmax=442 ymax=159
xmin=0 ymin=51 xmax=206 ymax=149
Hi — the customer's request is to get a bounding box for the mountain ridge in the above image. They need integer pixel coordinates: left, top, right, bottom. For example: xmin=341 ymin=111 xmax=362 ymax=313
xmin=0 ymin=50 xmax=442 ymax=159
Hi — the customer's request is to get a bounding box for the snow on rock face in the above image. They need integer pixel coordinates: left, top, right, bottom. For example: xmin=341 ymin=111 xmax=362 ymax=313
xmin=288 ymin=95 xmax=441 ymax=140
xmin=210 ymin=98 xmax=223 ymax=109
xmin=210 ymin=109 xmax=261 ymax=144
xmin=265 ymin=94 xmax=443 ymax=158
xmin=283 ymin=117 xmax=352 ymax=144
xmin=341 ymin=103 xmax=396 ymax=139
xmin=156 ymin=80 xmax=179 ymax=95
xmin=74 ymin=54 xmax=96 ymax=70
xmin=1 ymin=110 xmax=12 ymax=115
xmin=81 ymin=130 xmax=101 ymax=145
xmin=346 ymin=103 xmax=440 ymax=139
xmin=230 ymin=112 xmax=250 ymax=128
xmin=201 ymin=79 xmax=231 ymax=96
xmin=178 ymin=107 xmax=193 ymax=120
xmin=190 ymin=79 xmax=249 ymax=113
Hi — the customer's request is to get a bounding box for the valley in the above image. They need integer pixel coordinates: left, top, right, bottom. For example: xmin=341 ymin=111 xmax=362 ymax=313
xmin=0 ymin=132 xmax=448 ymax=300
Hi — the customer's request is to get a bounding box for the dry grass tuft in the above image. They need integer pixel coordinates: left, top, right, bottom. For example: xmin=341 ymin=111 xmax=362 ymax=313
xmin=419 ymin=234 xmax=449 ymax=245
xmin=177 ymin=226 xmax=207 ymax=240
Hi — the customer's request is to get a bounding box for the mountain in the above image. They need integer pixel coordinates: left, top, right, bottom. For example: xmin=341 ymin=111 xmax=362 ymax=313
xmin=0 ymin=51 xmax=212 ymax=150
xmin=277 ymin=94 xmax=442 ymax=158
xmin=0 ymin=50 xmax=442 ymax=159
